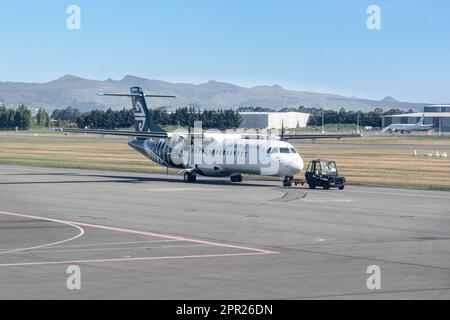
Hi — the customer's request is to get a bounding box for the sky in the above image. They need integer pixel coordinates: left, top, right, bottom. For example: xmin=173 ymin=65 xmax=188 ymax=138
xmin=0 ymin=0 xmax=449 ymax=103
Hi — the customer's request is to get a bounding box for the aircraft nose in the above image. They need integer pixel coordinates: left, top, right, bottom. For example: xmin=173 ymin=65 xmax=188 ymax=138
xmin=287 ymin=158 xmax=303 ymax=174
xmin=280 ymin=157 xmax=303 ymax=176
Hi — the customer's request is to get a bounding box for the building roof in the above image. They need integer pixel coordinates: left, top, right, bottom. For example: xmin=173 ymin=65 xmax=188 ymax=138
xmin=382 ymin=112 xmax=450 ymax=118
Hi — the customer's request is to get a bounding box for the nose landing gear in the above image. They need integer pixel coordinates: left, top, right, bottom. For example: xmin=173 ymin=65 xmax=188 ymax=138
xmin=282 ymin=176 xmax=293 ymax=187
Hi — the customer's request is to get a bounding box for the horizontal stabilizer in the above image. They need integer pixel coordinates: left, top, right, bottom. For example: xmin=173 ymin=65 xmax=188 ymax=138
xmin=98 ymin=93 xmax=176 ymax=98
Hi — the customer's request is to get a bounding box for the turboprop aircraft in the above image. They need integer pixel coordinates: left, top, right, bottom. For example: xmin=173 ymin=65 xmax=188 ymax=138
xmin=58 ymin=87 xmax=361 ymax=186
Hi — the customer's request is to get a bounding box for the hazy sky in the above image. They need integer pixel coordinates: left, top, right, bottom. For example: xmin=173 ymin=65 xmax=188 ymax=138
xmin=1 ymin=0 xmax=449 ymax=103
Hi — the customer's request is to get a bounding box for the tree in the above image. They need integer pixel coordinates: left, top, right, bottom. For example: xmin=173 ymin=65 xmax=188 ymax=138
xmin=13 ymin=105 xmax=32 ymax=130
xmin=52 ymin=107 xmax=81 ymax=123
xmin=76 ymin=108 xmax=134 ymax=129
xmin=36 ymin=108 xmax=51 ymax=127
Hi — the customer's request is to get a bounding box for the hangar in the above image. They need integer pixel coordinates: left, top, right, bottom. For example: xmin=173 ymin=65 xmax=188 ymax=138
xmin=382 ymin=105 xmax=450 ymax=132
xmin=239 ymin=112 xmax=310 ymax=130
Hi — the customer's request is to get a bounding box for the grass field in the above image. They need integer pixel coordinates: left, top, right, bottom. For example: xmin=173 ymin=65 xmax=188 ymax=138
xmin=1 ymin=131 xmax=450 ymax=189
xmin=294 ymin=143 xmax=450 ymax=189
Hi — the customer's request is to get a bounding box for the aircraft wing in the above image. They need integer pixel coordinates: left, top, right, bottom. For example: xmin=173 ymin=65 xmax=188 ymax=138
xmin=57 ymin=128 xmax=361 ymax=140
xmin=283 ymin=133 xmax=363 ymax=140
xmin=56 ymin=128 xmax=168 ymax=139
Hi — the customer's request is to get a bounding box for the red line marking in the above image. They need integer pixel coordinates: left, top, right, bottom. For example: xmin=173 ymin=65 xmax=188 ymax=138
xmin=0 ymin=252 xmax=271 ymax=268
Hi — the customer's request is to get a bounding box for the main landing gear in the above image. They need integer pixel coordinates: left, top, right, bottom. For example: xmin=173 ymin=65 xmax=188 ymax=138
xmin=183 ymin=171 xmax=197 ymax=183
xmin=230 ymin=174 xmax=243 ymax=183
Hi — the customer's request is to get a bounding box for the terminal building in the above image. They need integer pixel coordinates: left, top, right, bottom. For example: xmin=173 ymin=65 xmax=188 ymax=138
xmin=382 ymin=105 xmax=450 ymax=132
xmin=239 ymin=112 xmax=310 ymax=130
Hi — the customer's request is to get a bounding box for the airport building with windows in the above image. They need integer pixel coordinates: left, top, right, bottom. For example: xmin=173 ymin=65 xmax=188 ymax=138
xmin=382 ymin=105 xmax=450 ymax=132
xmin=239 ymin=112 xmax=310 ymax=130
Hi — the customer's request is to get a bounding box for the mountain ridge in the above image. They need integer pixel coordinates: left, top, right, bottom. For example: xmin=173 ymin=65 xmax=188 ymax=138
xmin=0 ymin=75 xmax=425 ymax=112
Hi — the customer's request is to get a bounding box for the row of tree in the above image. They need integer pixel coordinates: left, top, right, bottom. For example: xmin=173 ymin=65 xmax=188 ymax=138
xmin=1 ymin=104 xmax=414 ymax=131
xmin=66 ymin=107 xmax=242 ymax=130
xmin=305 ymin=107 xmax=412 ymax=128
xmin=0 ymin=105 xmax=34 ymax=130
xmin=0 ymin=105 xmax=242 ymax=130
xmin=152 ymin=107 xmax=242 ymax=130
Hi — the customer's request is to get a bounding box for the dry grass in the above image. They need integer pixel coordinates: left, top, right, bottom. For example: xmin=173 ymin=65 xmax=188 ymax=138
xmin=293 ymin=139 xmax=450 ymax=189
xmin=1 ymin=131 xmax=450 ymax=189
xmin=0 ymin=131 xmax=170 ymax=174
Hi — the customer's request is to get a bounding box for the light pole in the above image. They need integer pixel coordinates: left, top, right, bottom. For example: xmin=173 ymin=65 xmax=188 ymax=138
xmin=357 ymin=111 xmax=360 ymax=133
xmin=321 ymin=111 xmax=325 ymax=133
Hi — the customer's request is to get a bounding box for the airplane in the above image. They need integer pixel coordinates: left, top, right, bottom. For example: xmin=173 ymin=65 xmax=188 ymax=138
xmin=58 ymin=87 xmax=362 ymax=187
xmin=381 ymin=114 xmax=434 ymax=134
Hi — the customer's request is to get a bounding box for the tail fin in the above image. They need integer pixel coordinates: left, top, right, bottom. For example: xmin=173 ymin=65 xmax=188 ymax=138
xmin=417 ymin=114 xmax=425 ymax=126
xmin=130 ymin=87 xmax=166 ymax=133
xmin=98 ymin=87 xmax=175 ymax=133
xmin=381 ymin=125 xmax=391 ymax=133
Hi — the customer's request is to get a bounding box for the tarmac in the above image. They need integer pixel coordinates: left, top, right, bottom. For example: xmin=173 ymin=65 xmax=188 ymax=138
xmin=0 ymin=164 xmax=449 ymax=299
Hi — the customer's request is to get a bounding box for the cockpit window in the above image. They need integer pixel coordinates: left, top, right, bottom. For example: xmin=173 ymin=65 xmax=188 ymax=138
xmin=280 ymin=148 xmax=291 ymax=154
xmin=289 ymin=148 xmax=298 ymax=154
xmin=267 ymin=148 xmax=272 ymax=154
xmin=270 ymin=148 xmax=279 ymax=154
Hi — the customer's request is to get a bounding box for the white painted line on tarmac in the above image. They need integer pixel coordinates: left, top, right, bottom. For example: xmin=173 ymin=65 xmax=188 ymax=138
xmin=0 ymin=210 xmax=279 ymax=268
xmin=0 ymin=214 xmax=84 ymax=255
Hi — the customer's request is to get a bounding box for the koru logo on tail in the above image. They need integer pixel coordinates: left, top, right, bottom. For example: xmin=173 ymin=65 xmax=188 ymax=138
xmin=134 ymin=101 xmax=146 ymax=132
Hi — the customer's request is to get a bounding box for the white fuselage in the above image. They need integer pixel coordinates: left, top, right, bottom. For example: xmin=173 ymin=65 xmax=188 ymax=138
xmin=129 ymin=134 xmax=304 ymax=178
xmin=383 ymin=123 xmax=434 ymax=133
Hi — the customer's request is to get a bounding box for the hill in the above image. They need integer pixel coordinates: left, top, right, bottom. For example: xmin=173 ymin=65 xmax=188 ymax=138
xmin=0 ymin=75 xmax=425 ymax=112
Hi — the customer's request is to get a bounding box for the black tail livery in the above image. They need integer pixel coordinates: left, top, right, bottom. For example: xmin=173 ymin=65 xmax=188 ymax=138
xmin=98 ymin=87 xmax=175 ymax=133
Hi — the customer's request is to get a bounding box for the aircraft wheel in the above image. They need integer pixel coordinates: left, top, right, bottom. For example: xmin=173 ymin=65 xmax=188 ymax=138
xmin=231 ymin=174 xmax=243 ymax=183
xmin=283 ymin=176 xmax=292 ymax=187
xmin=184 ymin=172 xmax=197 ymax=183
